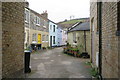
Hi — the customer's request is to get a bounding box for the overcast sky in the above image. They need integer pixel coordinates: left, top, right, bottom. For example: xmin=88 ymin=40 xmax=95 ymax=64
xmin=27 ymin=0 xmax=90 ymax=23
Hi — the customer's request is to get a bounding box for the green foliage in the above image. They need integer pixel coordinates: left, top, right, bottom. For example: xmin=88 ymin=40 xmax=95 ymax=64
xmin=85 ymin=62 xmax=91 ymax=65
xmin=71 ymin=48 xmax=79 ymax=51
xmin=80 ymin=44 xmax=84 ymax=48
xmin=90 ymin=67 xmax=99 ymax=78
xmin=47 ymin=46 xmax=52 ymax=49
xmin=25 ymin=48 xmax=30 ymax=51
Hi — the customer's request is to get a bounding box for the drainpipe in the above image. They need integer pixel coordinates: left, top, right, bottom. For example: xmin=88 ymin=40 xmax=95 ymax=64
xmin=84 ymin=30 xmax=87 ymax=52
xmin=98 ymin=2 xmax=102 ymax=79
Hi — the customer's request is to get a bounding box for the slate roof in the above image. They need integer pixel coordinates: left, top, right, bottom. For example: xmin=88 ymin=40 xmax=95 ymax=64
xmin=68 ymin=21 xmax=90 ymax=32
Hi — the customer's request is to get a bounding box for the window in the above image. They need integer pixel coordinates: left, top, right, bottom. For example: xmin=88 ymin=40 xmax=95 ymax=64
xmin=53 ymin=25 xmax=55 ymax=32
xmin=27 ymin=31 xmax=29 ymax=42
xmin=42 ymin=35 xmax=45 ymax=41
xmin=46 ymin=35 xmax=48 ymax=41
xmin=50 ymin=25 xmax=52 ymax=30
xmin=24 ymin=32 xmax=26 ymax=42
xmin=25 ymin=9 xmax=29 ymax=22
xmin=32 ymin=34 xmax=34 ymax=41
xmin=35 ymin=16 xmax=37 ymax=24
xmin=73 ymin=33 xmax=76 ymax=42
xmin=35 ymin=16 xmax=40 ymax=25
xmin=32 ymin=33 xmax=37 ymax=41
xmin=53 ymin=36 xmax=55 ymax=44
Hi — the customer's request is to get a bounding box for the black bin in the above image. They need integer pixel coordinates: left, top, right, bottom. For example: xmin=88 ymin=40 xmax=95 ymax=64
xmin=24 ymin=50 xmax=31 ymax=73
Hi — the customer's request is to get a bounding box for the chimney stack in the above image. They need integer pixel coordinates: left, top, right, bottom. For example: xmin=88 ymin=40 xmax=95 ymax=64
xmin=41 ymin=10 xmax=48 ymax=19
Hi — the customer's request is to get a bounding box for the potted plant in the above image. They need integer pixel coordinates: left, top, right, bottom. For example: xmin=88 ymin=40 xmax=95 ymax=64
xmin=63 ymin=46 xmax=68 ymax=53
xmin=76 ymin=52 xmax=82 ymax=58
xmin=72 ymin=48 xmax=79 ymax=57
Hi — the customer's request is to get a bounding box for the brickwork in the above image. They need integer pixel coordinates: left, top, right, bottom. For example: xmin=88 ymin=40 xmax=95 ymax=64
xmin=2 ymin=2 xmax=25 ymax=78
xmin=101 ymin=2 xmax=119 ymax=78
xmin=90 ymin=2 xmax=119 ymax=78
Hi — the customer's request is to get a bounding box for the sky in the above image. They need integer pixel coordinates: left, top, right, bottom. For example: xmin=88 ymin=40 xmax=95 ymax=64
xmin=27 ymin=0 xmax=90 ymax=23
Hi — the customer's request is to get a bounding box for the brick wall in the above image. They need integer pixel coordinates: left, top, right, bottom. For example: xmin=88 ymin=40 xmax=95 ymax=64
xmin=2 ymin=2 xmax=25 ymax=78
xmin=101 ymin=2 xmax=119 ymax=78
xmin=90 ymin=2 xmax=119 ymax=78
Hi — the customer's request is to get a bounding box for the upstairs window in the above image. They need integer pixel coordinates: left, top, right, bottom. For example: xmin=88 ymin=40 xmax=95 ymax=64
xmin=25 ymin=9 xmax=29 ymax=23
xmin=53 ymin=25 xmax=55 ymax=32
xmin=35 ymin=16 xmax=40 ymax=26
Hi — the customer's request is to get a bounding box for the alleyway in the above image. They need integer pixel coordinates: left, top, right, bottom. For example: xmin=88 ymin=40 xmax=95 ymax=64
xmin=25 ymin=47 xmax=92 ymax=78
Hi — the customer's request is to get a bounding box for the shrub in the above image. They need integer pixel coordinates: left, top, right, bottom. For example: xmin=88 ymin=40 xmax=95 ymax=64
xmin=42 ymin=47 xmax=46 ymax=50
xmin=90 ymin=67 xmax=99 ymax=78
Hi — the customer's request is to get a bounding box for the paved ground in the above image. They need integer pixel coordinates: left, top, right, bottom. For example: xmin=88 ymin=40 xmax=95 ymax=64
xmin=25 ymin=47 xmax=92 ymax=78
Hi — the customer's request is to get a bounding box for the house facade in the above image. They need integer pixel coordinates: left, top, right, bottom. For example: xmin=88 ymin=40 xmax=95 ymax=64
xmin=57 ymin=25 xmax=62 ymax=46
xmin=24 ymin=7 xmax=49 ymax=50
xmin=67 ymin=22 xmax=91 ymax=54
xmin=90 ymin=1 xmax=120 ymax=78
xmin=49 ymin=21 xmax=58 ymax=47
xmin=61 ymin=28 xmax=68 ymax=46
xmin=29 ymin=9 xmax=49 ymax=49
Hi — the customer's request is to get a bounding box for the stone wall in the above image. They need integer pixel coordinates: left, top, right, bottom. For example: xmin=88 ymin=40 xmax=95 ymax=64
xmin=2 ymin=2 xmax=25 ymax=78
xmin=90 ymin=2 xmax=99 ymax=67
xmin=67 ymin=31 xmax=91 ymax=55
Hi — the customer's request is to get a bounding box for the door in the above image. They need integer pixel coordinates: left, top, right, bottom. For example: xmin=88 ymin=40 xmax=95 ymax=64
xmin=50 ymin=36 xmax=52 ymax=47
xmin=38 ymin=34 xmax=41 ymax=44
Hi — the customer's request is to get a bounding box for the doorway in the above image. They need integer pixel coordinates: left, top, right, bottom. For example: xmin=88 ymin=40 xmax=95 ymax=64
xmin=38 ymin=34 xmax=42 ymax=50
xmin=50 ymin=36 xmax=52 ymax=47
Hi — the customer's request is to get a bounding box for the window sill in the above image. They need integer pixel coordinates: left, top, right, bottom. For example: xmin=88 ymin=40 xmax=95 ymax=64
xmin=36 ymin=24 xmax=40 ymax=26
xmin=25 ymin=21 xmax=29 ymax=23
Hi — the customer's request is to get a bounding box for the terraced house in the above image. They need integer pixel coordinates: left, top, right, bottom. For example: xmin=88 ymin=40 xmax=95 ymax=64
xmin=25 ymin=4 xmax=49 ymax=50
xmin=49 ymin=20 xmax=58 ymax=47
